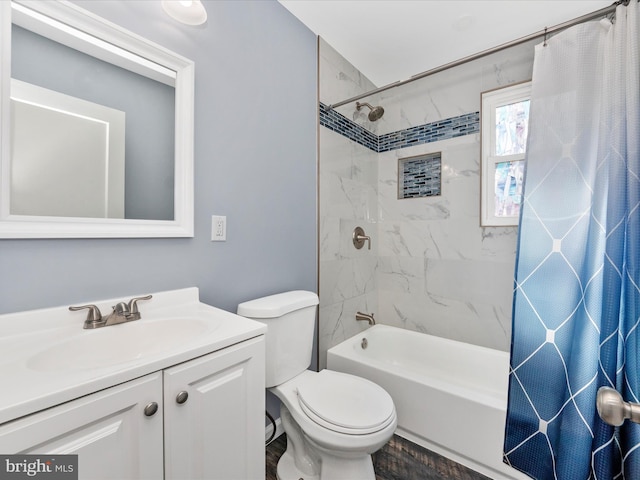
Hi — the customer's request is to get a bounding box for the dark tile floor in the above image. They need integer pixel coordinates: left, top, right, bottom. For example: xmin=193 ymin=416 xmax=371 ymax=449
xmin=266 ymin=433 xmax=491 ymax=480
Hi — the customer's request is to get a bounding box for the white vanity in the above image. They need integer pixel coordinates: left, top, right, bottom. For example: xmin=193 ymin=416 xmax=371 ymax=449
xmin=0 ymin=288 xmax=266 ymax=479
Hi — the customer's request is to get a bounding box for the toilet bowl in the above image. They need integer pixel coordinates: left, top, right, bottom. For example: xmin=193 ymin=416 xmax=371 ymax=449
xmin=272 ymin=370 xmax=396 ymax=480
xmin=237 ymin=291 xmax=397 ymax=480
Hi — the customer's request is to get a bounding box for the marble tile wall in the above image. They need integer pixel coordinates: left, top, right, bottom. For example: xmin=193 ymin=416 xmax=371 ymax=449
xmin=377 ymin=135 xmax=518 ymax=350
xmin=318 ymin=39 xmax=378 ymax=368
xmin=369 ymin=40 xmax=538 ymax=135
xmin=318 ymin=37 xmax=538 ymax=365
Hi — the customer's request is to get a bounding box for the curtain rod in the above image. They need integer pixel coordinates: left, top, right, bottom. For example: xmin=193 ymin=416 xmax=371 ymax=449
xmin=327 ymin=1 xmax=620 ymax=110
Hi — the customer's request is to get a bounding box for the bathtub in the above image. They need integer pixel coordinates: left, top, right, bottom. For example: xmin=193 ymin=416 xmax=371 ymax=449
xmin=327 ymin=324 xmax=529 ymax=480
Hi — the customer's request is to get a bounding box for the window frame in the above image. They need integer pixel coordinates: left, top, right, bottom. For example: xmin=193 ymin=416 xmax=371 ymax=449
xmin=480 ymin=81 xmax=531 ymax=227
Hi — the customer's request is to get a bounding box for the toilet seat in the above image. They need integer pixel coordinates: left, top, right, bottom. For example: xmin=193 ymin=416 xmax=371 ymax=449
xmin=296 ymin=370 xmax=395 ymax=435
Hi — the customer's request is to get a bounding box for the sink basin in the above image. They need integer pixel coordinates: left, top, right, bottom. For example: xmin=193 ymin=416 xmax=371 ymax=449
xmin=0 ymin=287 xmax=268 ymax=427
xmin=27 ymin=317 xmax=213 ymax=372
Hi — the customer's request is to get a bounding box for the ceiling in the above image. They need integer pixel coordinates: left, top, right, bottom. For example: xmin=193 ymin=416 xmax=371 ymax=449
xmin=278 ymin=0 xmax=613 ymax=87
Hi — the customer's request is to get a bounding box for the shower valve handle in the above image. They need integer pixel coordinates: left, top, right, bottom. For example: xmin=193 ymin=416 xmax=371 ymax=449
xmin=353 ymin=226 xmax=371 ymax=250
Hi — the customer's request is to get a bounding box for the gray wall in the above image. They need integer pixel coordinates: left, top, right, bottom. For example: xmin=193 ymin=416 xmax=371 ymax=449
xmin=0 ymin=1 xmax=318 ymax=315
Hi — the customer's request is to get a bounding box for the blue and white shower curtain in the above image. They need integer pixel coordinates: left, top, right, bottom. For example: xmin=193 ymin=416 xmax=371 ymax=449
xmin=504 ymin=2 xmax=640 ymax=479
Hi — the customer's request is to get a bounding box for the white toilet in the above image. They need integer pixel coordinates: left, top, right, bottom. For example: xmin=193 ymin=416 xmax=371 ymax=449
xmin=237 ymin=290 xmax=397 ymax=480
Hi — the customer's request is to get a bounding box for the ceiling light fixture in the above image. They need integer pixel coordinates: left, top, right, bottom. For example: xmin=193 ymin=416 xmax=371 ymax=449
xmin=162 ymin=0 xmax=208 ymax=26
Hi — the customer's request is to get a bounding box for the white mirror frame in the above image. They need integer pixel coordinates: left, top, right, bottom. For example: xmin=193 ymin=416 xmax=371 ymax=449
xmin=0 ymin=0 xmax=194 ymax=238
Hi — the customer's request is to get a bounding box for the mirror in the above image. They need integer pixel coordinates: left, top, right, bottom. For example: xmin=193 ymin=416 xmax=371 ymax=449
xmin=0 ymin=1 xmax=194 ymax=238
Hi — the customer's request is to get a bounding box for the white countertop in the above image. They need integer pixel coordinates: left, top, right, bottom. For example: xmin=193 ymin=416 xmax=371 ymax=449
xmin=0 ymin=287 xmax=266 ymax=425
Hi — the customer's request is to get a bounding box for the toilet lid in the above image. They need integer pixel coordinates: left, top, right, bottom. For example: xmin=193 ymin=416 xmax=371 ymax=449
xmin=296 ymin=370 xmax=395 ymax=434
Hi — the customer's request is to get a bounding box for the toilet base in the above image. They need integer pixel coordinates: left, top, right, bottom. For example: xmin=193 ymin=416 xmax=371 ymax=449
xmin=277 ymin=406 xmax=377 ymax=480
xmin=276 ymin=444 xmax=376 ymax=480
xmin=277 ymin=449 xmax=375 ymax=480
xmin=276 ymin=448 xmax=318 ymax=480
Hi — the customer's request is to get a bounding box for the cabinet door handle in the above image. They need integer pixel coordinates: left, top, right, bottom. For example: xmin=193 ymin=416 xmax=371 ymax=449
xmin=144 ymin=402 xmax=159 ymax=417
xmin=176 ymin=391 xmax=189 ymax=404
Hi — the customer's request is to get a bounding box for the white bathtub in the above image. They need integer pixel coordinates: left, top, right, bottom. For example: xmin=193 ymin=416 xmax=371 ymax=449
xmin=327 ymin=324 xmax=529 ymax=480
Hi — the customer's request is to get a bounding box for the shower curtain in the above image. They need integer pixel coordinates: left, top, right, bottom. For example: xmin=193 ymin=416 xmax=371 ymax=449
xmin=503 ymin=2 xmax=640 ymax=479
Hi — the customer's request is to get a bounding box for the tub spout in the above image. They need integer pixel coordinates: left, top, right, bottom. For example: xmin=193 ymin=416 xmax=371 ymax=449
xmin=356 ymin=312 xmax=375 ymax=325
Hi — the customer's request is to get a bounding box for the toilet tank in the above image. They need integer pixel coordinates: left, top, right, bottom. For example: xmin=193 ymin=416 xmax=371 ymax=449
xmin=237 ymin=291 xmax=318 ymax=388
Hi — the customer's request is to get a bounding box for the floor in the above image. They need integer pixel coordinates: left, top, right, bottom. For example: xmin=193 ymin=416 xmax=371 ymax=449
xmin=266 ymin=433 xmax=491 ymax=480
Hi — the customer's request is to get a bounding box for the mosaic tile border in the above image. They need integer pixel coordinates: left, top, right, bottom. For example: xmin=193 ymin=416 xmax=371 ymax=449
xmin=319 ymin=102 xmax=377 ymax=151
xmin=378 ymin=112 xmax=479 ymax=152
xmin=319 ymin=102 xmax=479 ymax=153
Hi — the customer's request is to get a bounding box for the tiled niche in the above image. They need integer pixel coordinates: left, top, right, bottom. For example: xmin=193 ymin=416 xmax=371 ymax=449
xmin=398 ymin=153 xmax=442 ymax=199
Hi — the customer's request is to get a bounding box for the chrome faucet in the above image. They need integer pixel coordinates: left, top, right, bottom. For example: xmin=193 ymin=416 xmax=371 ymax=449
xmin=104 ymin=301 xmax=135 ymax=326
xmin=355 ymin=311 xmax=375 ymax=325
xmin=70 ymin=295 xmax=152 ymax=329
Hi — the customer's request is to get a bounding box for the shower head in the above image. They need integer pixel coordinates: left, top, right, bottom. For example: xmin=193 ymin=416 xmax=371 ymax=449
xmin=356 ymin=102 xmax=385 ymax=122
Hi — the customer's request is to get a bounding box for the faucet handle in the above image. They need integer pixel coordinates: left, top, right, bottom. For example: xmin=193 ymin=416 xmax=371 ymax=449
xmin=353 ymin=226 xmax=371 ymax=250
xmin=69 ymin=304 xmax=103 ymax=329
xmin=127 ymin=294 xmax=152 ymax=314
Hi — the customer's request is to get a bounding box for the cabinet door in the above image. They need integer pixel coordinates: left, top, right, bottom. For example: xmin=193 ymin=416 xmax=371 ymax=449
xmin=164 ymin=336 xmax=265 ymax=480
xmin=0 ymin=373 xmax=163 ymax=480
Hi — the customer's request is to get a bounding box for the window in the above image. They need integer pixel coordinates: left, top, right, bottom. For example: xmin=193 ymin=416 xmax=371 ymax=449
xmin=480 ymin=81 xmax=531 ymax=226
